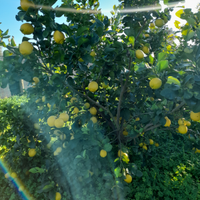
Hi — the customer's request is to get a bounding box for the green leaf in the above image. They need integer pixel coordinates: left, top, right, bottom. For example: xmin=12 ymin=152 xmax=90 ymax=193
xmin=149 ymin=54 xmax=154 ymax=64
xmin=164 ymin=0 xmax=168 ymax=4
xmin=187 ymin=30 xmax=195 ymax=41
xmin=184 ymin=90 xmax=193 ymax=99
xmin=114 ymin=167 xmax=121 ymax=178
xmin=77 ymin=26 xmax=89 ymax=36
xmin=135 ymin=170 xmax=143 ymax=177
xmin=43 ymin=183 xmax=54 ymax=191
xmin=128 ymin=36 xmax=135 ymax=46
xmin=158 ymin=52 xmax=167 ymax=61
xmin=194 ymin=92 xmax=200 ymax=100
xmin=167 ymin=76 xmax=180 ymax=86
xmin=78 ymin=37 xmax=89 ymax=46
xmin=186 ymin=17 xmax=196 ymax=26
xmin=103 ymin=173 xmax=113 ymax=180
xmin=29 ymin=167 xmax=45 ymax=174
xmin=158 ymin=60 xmax=168 ymax=71
xmin=103 ymin=143 xmax=112 ymax=152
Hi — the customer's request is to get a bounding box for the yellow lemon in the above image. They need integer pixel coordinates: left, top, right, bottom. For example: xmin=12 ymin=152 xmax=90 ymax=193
xmin=70 ymin=97 xmax=77 ymax=103
xmin=136 ymin=117 xmax=140 ymax=121
xmin=150 ymin=97 xmax=154 ymax=101
xmin=142 ymin=46 xmax=149 ymax=54
xmin=54 ymin=118 xmax=64 ymax=128
xmin=155 ymin=143 xmax=159 ymax=147
xmin=47 ymin=116 xmax=56 ymax=127
xmin=55 ymin=192 xmax=61 ymax=200
xmin=185 ymin=121 xmax=191 ymax=126
xmin=155 ymin=19 xmax=164 ymax=27
xmin=102 ymin=82 xmax=109 ymax=89
xmin=123 ymin=130 xmax=128 ymax=136
xmin=20 ymin=23 xmax=34 ymax=35
xmin=149 ymin=78 xmax=162 ymax=89
xmin=135 ymin=49 xmax=144 ymax=59
xmin=195 ymin=148 xmax=200 ymax=153
xmin=178 ymin=118 xmax=185 ymax=125
xmin=88 ymin=81 xmax=98 ymax=92
xmin=34 ymin=123 xmax=40 ymax=129
xmin=178 ymin=125 xmax=188 ymax=134
xmin=11 ymin=172 xmax=17 ymax=179
xmin=53 ymin=31 xmax=65 ymax=44
xmin=33 ymin=77 xmax=39 ymax=84
xmin=124 ymin=174 xmax=132 ymax=183
xmin=20 ymin=0 xmax=35 ymax=11
xmin=84 ymin=102 xmax=90 ymax=109
xmin=59 ymin=134 xmax=66 ymax=140
xmin=118 ymin=150 xmax=124 ymax=157
xmin=73 ymin=107 xmax=79 ymax=114
xmin=19 ymin=41 xmax=33 ymax=55
xmin=139 ymin=143 xmax=144 ymax=147
xmin=164 ymin=117 xmax=171 ymax=127
xmin=150 ymin=23 xmax=155 ymax=27
xmin=144 ymin=34 xmax=150 ymax=37
xmin=149 ymin=139 xmax=154 ymax=145
xmin=190 ymin=111 xmax=200 ymax=121
xmin=89 ymin=107 xmax=97 ymax=115
xmin=90 ymin=51 xmax=96 ymax=57
xmin=100 ymin=150 xmax=107 ymax=158
xmin=78 ymin=58 xmax=84 ymax=62
xmin=59 ymin=113 xmax=69 ymax=122
xmin=28 ymin=149 xmax=36 ymax=157
xmin=56 ymin=147 xmax=62 ymax=153
xmin=90 ymin=116 xmax=97 ymax=123
xmin=142 ymin=145 xmax=147 ymax=150
xmin=47 ymin=143 xmax=51 ymax=149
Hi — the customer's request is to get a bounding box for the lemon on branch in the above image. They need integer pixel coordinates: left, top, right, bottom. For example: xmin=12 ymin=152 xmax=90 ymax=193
xmin=155 ymin=143 xmax=159 ymax=147
xmin=123 ymin=130 xmax=128 ymax=136
xmin=190 ymin=111 xmax=200 ymax=121
xmin=178 ymin=125 xmax=188 ymax=134
xmin=149 ymin=78 xmax=162 ymax=89
xmin=47 ymin=116 xmax=56 ymax=127
xmin=149 ymin=139 xmax=154 ymax=145
xmin=142 ymin=145 xmax=147 ymax=150
xmin=11 ymin=172 xmax=17 ymax=179
xmin=20 ymin=0 xmax=35 ymax=11
xmin=53 ymin=30 xmax=65 ymax=44
xmin=28 ymin=149 xmax=36 ymax=157
xmin=155 ymin=19 xmax=164 ymax=27
xmin=19 ymin=41 xmax=33 ymax=55
xmin=59 ymin=113 xmax=69 ymax=122
xmin=84 ymin=103 xmax=90 ymax=109
xmin=90 ymin=51 xmax=96 ymax=57
xmin=164 ymin=117 xmax=171 ymax=127
xmin=142 ymin=46 xmax=149 ymax=54
xmin=55 ymin=192 xmax=61 ymax=200
xmin=178 ymin=118 xmax=185 ymax=125
xmin=88 ymin=81 xmax=98 ymax=92
xmin=100 ymin=150 xmax=107 ymax=158
xmin=34 ymin=123 xmax=40 ymax=129
xmin=90 ymin=116 xmax=97 ymax=123
xmin=33 ymin=77 xmax=39 ymax=84
xmin=124 ymin=174 xmax=132 ymax=183
xmin=90 ymin=107 xmax=97 ymax=115
xmin=102 ymin=82 xmax=109 ymax=89
xmin=135 ymin=49 xmax=144 ymax=59
xmin=185 ymin=121 xmax=191 ymax=126
xmin=20 ymin=23 xmax=34 ymax=35
xmin=54 ymin=118 xmax=64 ymax=128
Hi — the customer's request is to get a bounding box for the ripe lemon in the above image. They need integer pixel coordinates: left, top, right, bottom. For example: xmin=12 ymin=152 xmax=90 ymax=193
xmin=136 ymin=117 xmax=140 ymax=121
xmin=139 ymin=143 xmax=144 ymax=147
xmin=150 ymin=23 xmax=155 ymax=27
xmin=135 ymin=49 xmax=144 ymax=59
xmin=34 ymin=123 xmax=40 ymax=129
xmin=164 ymin=117 xmax=171 ymax=127
xmin=142 ymin=145 xmax=147 ymax=150
xmin=149 ymin=78 xmax=162 ymax=89
xmin=123 ymin=130 xmax=128 ymax=136
xmin=56 ymin=147 xmax=62 ymax=153
xmin=178 ymin=118 xmax=185 ymax=125
xmin=84 ymin=103 xmax=90 ymax=109
xmin=11 ymin=172 xmax=17 ymax=179
xmin=20 ymin=0 xmax=35 ymax=11
xmin=155 ymin=19 xmax=164 ymax=27
xmin=149 ymin=139 xmax=154 ymax=145
xmin=53 ymin=31 xmax=65 ymax=44
xmin=19 ymin=41 xmax=33 ymax=55
xmin=55 ymin=192 xmax=61 ymax=200
xmin=142 ymin=46 xmax=149 ymax=54
xmin=28 ymin=149 xmax=36 ymax=157
xmin=90 ymin=51 xmax=96 ymax=57
xmin=47 ymin=103 xmax=51 ymax=108
xmin=124 ymin=174 xmax=132 ymax=183
xmin=118 ymin=150 xmax=124 ymax=157
xmin=59 ymin=113 xmax=69 ymax=122
xmin=144 ymin=34 xmax=150 ymax=37
xmin=178 ymin=125 xmax=188 ymax=134
xmin=33 ymin=77 xmax=39 ymax=84
xmin=70 ymin=97 xmax=77 ymax=103
xmin=88 ymin=81 xmax=98 ymax=92
xmin=73 ymin=107 xmax=79 ymax=114
xmin=155 ymin=143 xmax=159 ymax=147
xmin=190 ymin=111 xmax=200 ymax=121
xmin=54 ymin=118 xmax=64 ymax=128
xmin=102 ymin=82 xmax=109 ymax=89
xmin=20 ymin=23 xmax=34 ymax=35
xmin=100 ymin=150 xmax=107 ymax=158
xmin=90 ymin=107 xmax=97 ymax=115
xmin=185 ymin=121 xmax=191 ymax=126
xmin=78 ymin=58 xmax=84 ymax=62
xmin=47 ymin=116 xmax=56 ymax=127
xmin=90 ymin=116 xmax=97 ymax=123
xmin=195 ymin=148 xmax=200 ymax=153
xmin=5 ymin=173 xmax=9 ymax=179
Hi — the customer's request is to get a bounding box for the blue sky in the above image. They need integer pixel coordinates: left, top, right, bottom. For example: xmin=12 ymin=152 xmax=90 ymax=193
xmin=0 ymin=0 xmax=119 ymax=46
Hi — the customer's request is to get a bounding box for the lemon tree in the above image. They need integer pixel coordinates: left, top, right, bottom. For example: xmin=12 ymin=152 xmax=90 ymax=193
xmin=1 ymin=0 xmax=200 ymax=199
